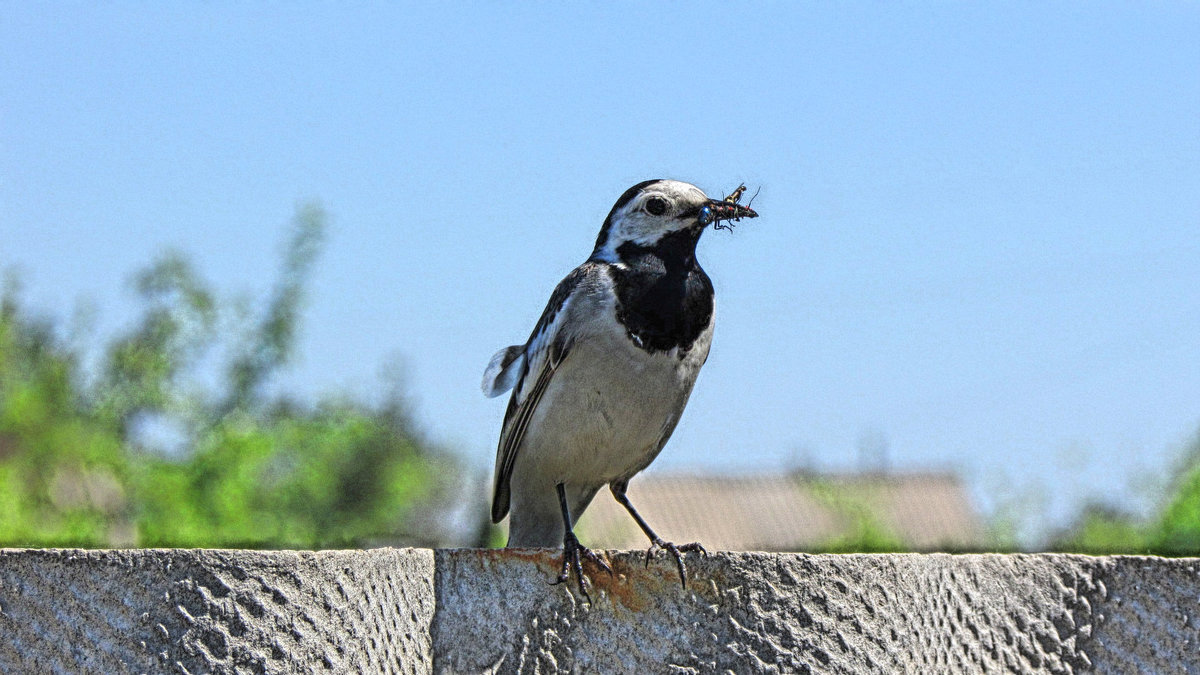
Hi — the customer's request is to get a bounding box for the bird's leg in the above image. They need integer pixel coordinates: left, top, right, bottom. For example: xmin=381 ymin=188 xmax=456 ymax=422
xmin=550 ymin=482 xmax=612 ymax=603
xmin=609 ymin=482 xmax=706 ymax=589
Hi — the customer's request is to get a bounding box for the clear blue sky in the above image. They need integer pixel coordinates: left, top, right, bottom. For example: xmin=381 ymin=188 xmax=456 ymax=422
xmin=3 ymin=4 xmax=1198 ymax=542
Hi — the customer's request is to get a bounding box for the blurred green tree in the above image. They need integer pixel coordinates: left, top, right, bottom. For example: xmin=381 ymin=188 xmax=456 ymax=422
xmin=1051 ymin=431 xmax=1200 ymax=556
xmin=1048 ymin=503 xmax=1148 ymax=555
xmin=1149 ymin=432 xmax=1200 ymax=555
xmin=806 ymin=477 xmax=906 ymax=553
xmin=0 ymin=205 xmax=463 ymax=548
xmin=0 ymin=277 xmax=133 ymax=546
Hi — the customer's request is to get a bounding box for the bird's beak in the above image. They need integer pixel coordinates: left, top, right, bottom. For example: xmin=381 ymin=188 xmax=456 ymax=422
xmin=697 ymin=199 xmax=758 ymax=229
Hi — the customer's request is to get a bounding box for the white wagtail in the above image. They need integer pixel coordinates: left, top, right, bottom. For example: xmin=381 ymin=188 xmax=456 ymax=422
xmin=482 ymin=179 xmax=757 ymax=598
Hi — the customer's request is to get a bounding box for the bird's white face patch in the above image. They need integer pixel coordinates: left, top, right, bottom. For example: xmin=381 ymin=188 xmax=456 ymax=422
xmin=597 ymin=180 xmax=711 ymax=256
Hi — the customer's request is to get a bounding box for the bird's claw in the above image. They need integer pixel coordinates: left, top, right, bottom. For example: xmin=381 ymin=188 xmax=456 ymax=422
xmin=552 ymin=532 xmax=612 ymax=603
xmin=644 ymin=539 xmax=706 ymax=589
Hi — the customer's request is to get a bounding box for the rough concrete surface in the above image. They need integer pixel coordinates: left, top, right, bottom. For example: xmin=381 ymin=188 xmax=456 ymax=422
xmin=1 ymin=548 xmax=1198 ymax=673
xmin=0 ymin=548 xmax=436 ymax=674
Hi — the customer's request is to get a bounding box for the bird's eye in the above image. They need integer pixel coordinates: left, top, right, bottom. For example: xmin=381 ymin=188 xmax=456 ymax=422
xmin=645 ymin=197 xmax=668 ymax=216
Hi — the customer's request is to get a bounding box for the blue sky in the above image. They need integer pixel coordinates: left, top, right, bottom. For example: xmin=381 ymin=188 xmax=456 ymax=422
xmin=3 ymin=4 xmax=1198 ymax=541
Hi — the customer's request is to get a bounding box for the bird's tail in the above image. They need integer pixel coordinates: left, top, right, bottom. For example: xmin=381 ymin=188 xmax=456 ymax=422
xmin=481 ymin=344 xmax=525 ymax=397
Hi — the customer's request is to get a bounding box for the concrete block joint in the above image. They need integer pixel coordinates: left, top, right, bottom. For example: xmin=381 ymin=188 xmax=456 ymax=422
xmin=1 ymin=548 xmax=1197 ymax=673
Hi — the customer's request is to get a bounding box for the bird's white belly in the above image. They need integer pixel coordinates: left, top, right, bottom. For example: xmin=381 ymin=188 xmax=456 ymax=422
xmin=513 ymin=331 xmax=705 ymax=491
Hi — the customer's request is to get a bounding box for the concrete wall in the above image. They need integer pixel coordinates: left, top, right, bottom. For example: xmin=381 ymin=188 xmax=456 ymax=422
xmin=1 ymin=548 xmax=1197 ymax=673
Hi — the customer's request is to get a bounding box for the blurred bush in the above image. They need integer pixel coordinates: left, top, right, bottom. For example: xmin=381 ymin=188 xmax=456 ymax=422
xmin=1149 ymin=433 xmax=1200 ymax=555
xmin=0 ymin=205 xmax=464 ymax=549
xmin=1047 ymin=503 xmax=1148 ymax=555
xmin=1049 ymin=431 xmax=1200 ymax=556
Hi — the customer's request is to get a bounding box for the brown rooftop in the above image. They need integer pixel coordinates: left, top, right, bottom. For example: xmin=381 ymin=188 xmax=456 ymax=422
xmin=573 ymin=471 xmax=984 ymax=552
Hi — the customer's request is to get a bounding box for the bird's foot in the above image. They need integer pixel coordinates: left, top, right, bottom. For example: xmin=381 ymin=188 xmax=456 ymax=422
xmin=644 ymin=539 xmax=707 ymax=589
xmin=551 ymin=531 xmax=612 ymax=603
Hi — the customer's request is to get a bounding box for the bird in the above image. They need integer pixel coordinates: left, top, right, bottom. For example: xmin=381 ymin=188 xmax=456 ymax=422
xmin=481 ymin=179 xmax=757 ymax=599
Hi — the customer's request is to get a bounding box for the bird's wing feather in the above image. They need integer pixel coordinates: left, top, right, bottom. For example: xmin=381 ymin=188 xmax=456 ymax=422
xmin=490 ymin=262 xmax=603 ymax=523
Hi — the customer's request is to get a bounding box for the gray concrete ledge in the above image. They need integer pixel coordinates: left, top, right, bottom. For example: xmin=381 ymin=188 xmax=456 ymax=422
xmin=1 ymin=548 xmax=1198 ymax=673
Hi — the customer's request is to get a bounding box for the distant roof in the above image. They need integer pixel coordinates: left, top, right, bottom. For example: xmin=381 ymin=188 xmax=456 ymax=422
xmin=573 ymin=472 xmax=984 ymax=552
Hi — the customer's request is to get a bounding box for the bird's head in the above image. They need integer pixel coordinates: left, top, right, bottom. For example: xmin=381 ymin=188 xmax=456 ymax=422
xmin=591 ymin=179 xmax=757 ymax=262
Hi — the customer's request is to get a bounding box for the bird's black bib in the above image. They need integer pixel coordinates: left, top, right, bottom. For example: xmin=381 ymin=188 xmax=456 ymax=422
xmin=610 ymin=229 xmax=714 ymax=355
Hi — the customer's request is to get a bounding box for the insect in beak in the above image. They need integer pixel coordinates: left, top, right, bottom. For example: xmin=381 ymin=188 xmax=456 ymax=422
xmin=699 ymin=199 xmax=758 ymax=231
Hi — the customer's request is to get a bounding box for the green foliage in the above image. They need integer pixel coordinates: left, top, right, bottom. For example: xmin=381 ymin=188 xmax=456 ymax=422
xmin=0 ymin=206 xmax=459 ymax=549
xmin=95 ymin=251 xmax=218 ymax=435
xmin=0 ymin=278 xmax=134 ymax=546
xmin=806 ymin=477 xmax=907 ymax=554
xmin=1052 ymin=432 xmax=1200 ymax=556
xmin=134 ymin=406 xmax=441 ymax=548
xmin=1149 ymin=434 xmax=1200 ymax=555
xmin=1049 ymin=504 xmax=1149 ymax=555
xmin=225 ymin=204 xmax=325 ymax=413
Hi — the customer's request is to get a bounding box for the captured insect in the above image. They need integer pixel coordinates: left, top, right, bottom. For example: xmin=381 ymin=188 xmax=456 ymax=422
xmin=708 ymin=183 xmax=760 ymax=231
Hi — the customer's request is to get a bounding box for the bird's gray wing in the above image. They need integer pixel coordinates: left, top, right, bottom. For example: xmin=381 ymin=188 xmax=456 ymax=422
xmin=490 ymin=262 xmax=603 ymax=523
